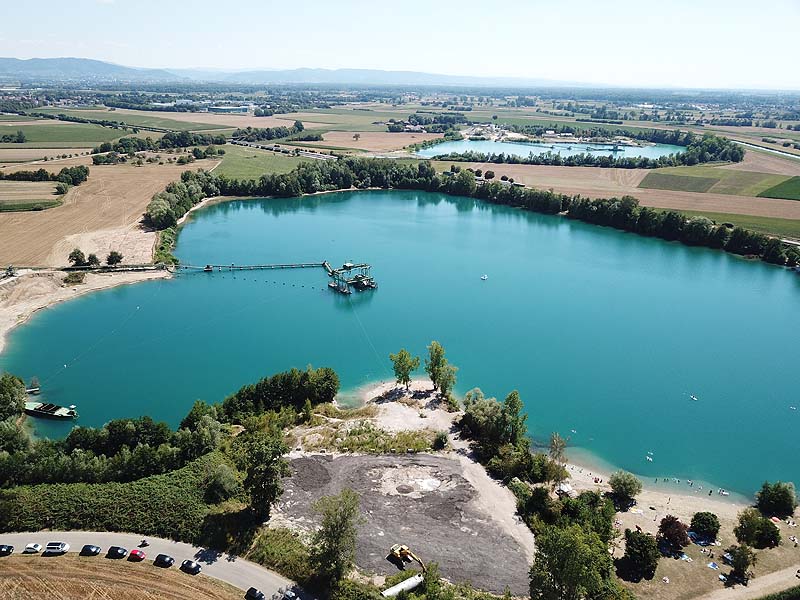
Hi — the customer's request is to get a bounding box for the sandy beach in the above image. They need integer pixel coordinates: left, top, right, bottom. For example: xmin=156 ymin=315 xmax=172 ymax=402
xmin=0 ymin=269 xmax=169 ymax=355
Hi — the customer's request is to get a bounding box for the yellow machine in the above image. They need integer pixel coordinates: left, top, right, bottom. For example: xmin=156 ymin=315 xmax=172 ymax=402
xmin=389 ymin=544 xmax=426 ymax=573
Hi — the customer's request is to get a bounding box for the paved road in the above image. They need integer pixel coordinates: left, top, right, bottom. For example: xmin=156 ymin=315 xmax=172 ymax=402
xmin=0 ymin=531 xmax=295 ymax=598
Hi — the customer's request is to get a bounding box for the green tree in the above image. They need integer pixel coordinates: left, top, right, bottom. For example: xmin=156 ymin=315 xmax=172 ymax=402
xmin=725 ymin=544 xmax=757 ymax=581
xmin=309 ymin=488 xmax=363 ymax=591
xmin=690 ymin=511 xmax=721 ymax=540
xmin=501 ymin=390 xmax=527 ymax=447
xmin=437 ymin=362 xmax=458 ymax=398
xmin=734 ymin=507 xmax=781 ymax=548
xmin=0 ymin=373 xmax=26 ymax=420
xmin=388 ymin=348 xmax=420 ymax=389
xmin=86 ymin=253 xmax=100 ymax=267
xmin=657 ymin=515 xmax=690 ymax=552
xmin=422 ymin=562 xmax=442 ymax=600
xmin=756 ymin=481 xmax=798 ymax=518
xmin=68 ymin=248 xmax=86 ymax=267
xmin=15 ymin=130 xmax=26 ymax=143
xmin=609 ymin=471 xmax=643 ymax=505
xmin=548 ymin=432 xmax=566 ymax=465
xmin=106 ymin=250 xmax=123 ymax=266
xmin=623 ymin=528 xmax=660 ymax=580
xmin=529 ymin=524 xmax=611 ymax=600
xmin=237 ymin=431 xmax=289 ymax=520
xmin=451 ymin=169 xmax=477 ymax=196
xmin=424 ymin=341 xmax=446 ymax=391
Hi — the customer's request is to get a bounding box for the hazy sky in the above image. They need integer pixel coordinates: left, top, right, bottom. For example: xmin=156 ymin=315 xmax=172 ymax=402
xmin=3 ymin=0 xmax=799 ymax=89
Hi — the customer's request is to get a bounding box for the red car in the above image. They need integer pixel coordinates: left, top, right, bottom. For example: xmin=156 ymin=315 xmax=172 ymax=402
xmin=129 ymin=549 xmax=146 ymax=561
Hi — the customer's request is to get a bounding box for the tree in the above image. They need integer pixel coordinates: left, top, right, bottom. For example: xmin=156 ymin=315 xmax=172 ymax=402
xmin=501 ymin=390 xmax=527 ymax=447
xmin=529 ymin=524 xmax=611 ymax=600
xmin=484 ymin=170 xmax=495 ymax=180
xmin=353 ymin=133 xmax=361 ymax=141
xmin=86 ymin=253 xmax=100 ymax=267
xmin=734 ymin=507 xmax=781 ymax=548
xmin=238 ymin=431 xmax=289 ymax=520
xmin=548 ymin=432 xmax=566 ymax=465
xmin=609 ymin=471 xmax=643 ymax=505
xmin=422 ymin=562 xmax=442 ymax=600
xmin=451 ymin=169 xmax=477 ymax=196
xmin=68 ymin=248 xmax=86 ymax=267
xmin=437 ymin=362 xmax=458 ymax=397
xmin=424 ymin=341 xmax=455 ymax=393
xmin=309 ymin=488 xmax=362 ymax=590
xmin=623 ymin=528 xmax=659 ymax=580
xmin=756 ymin=481 xmax=798 ymax=518
xmin=691 ymin=512 xmax=721 ymax=540
xmin=0 ymin=373 xmax=26 ymax=420
xmin=658 ymin=515 xmax=689 ymax=553
xmin=106 ymin=250 xmax=123 ymax=266
xmin=726 ymin=544 xmax=757 ymax=581
xmin=388 ymin=348 xmax=420 ymax=389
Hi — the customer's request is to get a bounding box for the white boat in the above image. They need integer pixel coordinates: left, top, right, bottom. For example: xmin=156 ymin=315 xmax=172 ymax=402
xmin=690 ymin=394 xmax=698 ymax=401
xmin=480 ymin=274 xmax=488 ymax=281
xmin=646 ymin=456 xmax=653 ymax=462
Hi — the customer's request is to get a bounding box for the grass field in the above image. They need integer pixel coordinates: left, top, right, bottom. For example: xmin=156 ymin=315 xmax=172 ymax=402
xmin=639 ymin=172 xmax=720 ymax=193
xmin=0 ymin=122 xmax=135 ymax=146
xmin=640 ymin=165 xmax=791 ymax=196
xmin=0 ymin=555 xmax=240 ymax=600
xmin=213 ymin=145 xmax=307 ymax=178
xmin=36 ymin=108 xmax=230 ymax=132
xmin=758 ymin=176 xmax=800 ymax=201
xmin=660 ymin=209 xmax=800 ymax=238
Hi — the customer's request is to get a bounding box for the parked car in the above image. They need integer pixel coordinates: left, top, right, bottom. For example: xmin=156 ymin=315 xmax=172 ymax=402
xmin=283 ymin=591 xmax=297 ymax=600
xmin=129 ymin=549 xmax=146 ymax=561
xmin=154 ymin=553 xmax=175 ymax=568
xmin=180 ymin=559 xmax=202 ymax=575
xmin=107 ymin=546 xmax=128 ymax=559
xmin=246 ymin=588 xmax=265 ymax=600
xmin=0 ymin=545 xmax=13 ymax=556
xmin=23 ymin=543 xmax=42 ymax=554
xmin=45 ymin=542 xmax=69 ymax=554
xmin=81 ymin=544 xmax=102 ymax=556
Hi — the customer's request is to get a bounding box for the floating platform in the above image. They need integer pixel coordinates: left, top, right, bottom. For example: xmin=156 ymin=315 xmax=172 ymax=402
xmin=25 ymin=401 xmax=78 ymax=420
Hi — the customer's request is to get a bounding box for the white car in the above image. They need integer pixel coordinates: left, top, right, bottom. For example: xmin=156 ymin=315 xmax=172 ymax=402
xmin=23 ymin=543 xmax=42 ymax=554
xmin=45 ymin=541 xmax=70 ymax=554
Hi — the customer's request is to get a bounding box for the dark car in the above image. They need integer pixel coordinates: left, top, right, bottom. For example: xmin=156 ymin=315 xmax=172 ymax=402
xmin=154 ymin=553 xmax=175 ymax=568
xmin=246 ymin=588 xmax=265 ymax=600
xmin=107 ymin=546 xmax=128 ymax=559
xmin=81 ymin=544 xmax=102 ymax=556
xmin=181 ymin=559 xmax=202 ymax=575
xmin=0 ymin=545 xmax=13 ymax=556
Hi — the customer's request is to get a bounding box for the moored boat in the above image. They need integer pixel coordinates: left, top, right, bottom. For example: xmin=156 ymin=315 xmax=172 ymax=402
xmin=24 ymin=401 xmax=78 ymax=420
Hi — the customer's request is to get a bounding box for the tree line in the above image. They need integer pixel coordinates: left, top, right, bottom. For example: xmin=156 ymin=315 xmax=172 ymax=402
xmin=0 ymin=130 xmax=26 ymax=143
xmin=0 ymin=165 xmax=89 ymax=187
xmin=231 ymin=121 xmax=305 ymax=142
xmin=145 ymin=158 xmax=799 ymax=268
xmin=92 ymin=132 xmax=227 ymax=155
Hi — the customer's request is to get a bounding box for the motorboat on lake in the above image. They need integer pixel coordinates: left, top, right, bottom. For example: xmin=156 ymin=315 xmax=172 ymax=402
xmin=24 ymin=401 xmax=77 ymax=420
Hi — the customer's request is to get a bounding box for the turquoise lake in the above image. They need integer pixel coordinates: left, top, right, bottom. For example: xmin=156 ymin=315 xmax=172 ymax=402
xmin=2 ymin=190 xmax=798 ymax=496
xmin=416 ymin=139 xmax=685 ymax=160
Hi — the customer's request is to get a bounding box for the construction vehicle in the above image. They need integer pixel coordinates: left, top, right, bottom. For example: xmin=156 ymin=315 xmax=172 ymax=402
xmin=389 ymin=544 xmax=426 ymax=573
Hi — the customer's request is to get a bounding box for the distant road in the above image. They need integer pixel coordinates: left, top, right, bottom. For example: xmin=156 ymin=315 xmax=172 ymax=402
xmin=0 ymin=531 xmax=294 ymax=598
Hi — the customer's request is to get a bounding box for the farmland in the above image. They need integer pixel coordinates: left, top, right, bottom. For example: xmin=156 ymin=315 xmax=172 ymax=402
xmin=662 ymin=209 xmax=800 ymax=239
xmin=758 ymin=176 xmax=800 ymax=201
xmin=0 ymin=555 xmax=240 ymax=600
xmin=639 ymin=172 xmax=719 ymax=193
xmin=639 ymin=165 xmax=791 ymax=196
xmin=0 ymin=181 xmax=60 ymax=211
xmin=0 ymin=122 xmax=135 ymax=147
xmin=36 ymin=107 xmax=230 ymax=132
xmin=303 ymin=130 xmax=442 ymax=153
xmin=213 ymin=144 xmax=307 ymax=178
xmin=0 ymin=147 xmax=92 ymax=164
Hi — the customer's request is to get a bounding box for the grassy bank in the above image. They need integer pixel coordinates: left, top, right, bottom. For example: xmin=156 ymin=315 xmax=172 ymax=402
xmin=214 ymin=144 xmax=307 ymax=178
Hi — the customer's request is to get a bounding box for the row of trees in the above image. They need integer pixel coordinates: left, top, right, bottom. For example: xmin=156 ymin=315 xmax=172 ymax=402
xmin=0 ymin=165 xmax=89 ymax=186
xmin=92 ymin=132 xmax=227 ymax=156
xmin=231 ymin=121 xmax=305 ymax=142
xmin=151 ymin=158 xmax=798 ymax=268
xmin=67 ymin=248 xmax=123 ymax=267
xmin=0 ymin=130 xmax=25 ymax=143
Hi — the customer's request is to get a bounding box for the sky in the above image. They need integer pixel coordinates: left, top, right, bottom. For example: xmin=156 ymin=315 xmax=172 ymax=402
xmin=2 ymin=0 xmax=799 ymax=89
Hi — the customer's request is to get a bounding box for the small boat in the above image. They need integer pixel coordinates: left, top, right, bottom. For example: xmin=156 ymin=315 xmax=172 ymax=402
xmin=690 ymin=394 xmax=699 ymax=401
xmin=24 ymin=401 xmax=78 ymax=420
xmin=646 ymin=456 xmax=653 ymax=462
xmin=480 ymin=274 xmax=488 ymax=281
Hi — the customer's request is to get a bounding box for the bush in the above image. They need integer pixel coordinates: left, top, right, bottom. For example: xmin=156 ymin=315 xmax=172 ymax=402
xmin=658 ymin=515 xmax=689 ymax=552
xmin=691 ymin=511 xmax=721 ymax=540
xmin=63 ymin=272 xmax=86 ymax=285
xmin=622 ymin=528 xmax=659 ymax=580
xmin=609 ymin=471 xmax=642 ymax=505
xmin=735 ymin=507 xmax=781 ymax=548
xmin=756 ymin=482 xmax=798 ymax=518
xmin=247 ymin=527 xmax=312 ymax=583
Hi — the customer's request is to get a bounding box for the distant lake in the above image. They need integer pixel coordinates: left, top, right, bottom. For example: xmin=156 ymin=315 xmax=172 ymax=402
xmin=2 ymin=190 xmax=798 ymax=497
xmin=416 ymin=139 xmax=686 ymax=160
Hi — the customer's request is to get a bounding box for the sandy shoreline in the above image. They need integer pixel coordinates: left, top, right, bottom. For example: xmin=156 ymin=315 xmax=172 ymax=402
xmin=355 ymin=378 xmax=749 ymax=530
xmin=0 ymin=269 xmax=169 ymax=356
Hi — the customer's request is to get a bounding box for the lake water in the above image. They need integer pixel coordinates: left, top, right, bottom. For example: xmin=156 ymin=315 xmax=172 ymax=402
xmin=416 ymin=139 xmax=685 ymax=160
xmin=2 ymin=190 xmax=798 ymax=496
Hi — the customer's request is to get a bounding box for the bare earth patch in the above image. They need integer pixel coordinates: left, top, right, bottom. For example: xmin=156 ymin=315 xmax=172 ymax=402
xmin=0 ymin=160 xmax=218 ymax=266
xmin=0 ymin=147 xmax=91 ymax=165
xmin=0 ymin=180 xmax=58 ymax=203
xmin=306 ymin=131 xmax=442 ymax=152
xmin=718 ymin=151 xmax=800 ymax=176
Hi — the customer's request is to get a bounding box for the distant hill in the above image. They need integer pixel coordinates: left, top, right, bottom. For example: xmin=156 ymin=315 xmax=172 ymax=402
xmin=0 ymin=57 xmax=181 ymax=82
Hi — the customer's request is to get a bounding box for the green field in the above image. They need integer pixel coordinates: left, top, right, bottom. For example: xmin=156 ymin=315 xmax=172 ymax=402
xmin=36 ymin=107 xmax=229 ymax=132
xmin=640 ymin=165 xmax=790 ymax=196
xmin=661 ymin=209 xmax=800 ymax=239
xmin=639 ymin=172 xmax=719 ymax=193
xmin=758 ymin=176 xmax=800 ymax=201
xmin=0 ymin=114 xmax=39 ymax=121
xmin=213 ymin=144 xmax=308 ymax=178
xmin=0 ymin=199 xmax=61 ymax=212
xmin=0 ymin=122 xmax=138 ymax=147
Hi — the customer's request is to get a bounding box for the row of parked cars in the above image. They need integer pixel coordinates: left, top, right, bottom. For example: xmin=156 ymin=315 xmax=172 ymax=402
xmin=0 ymin=540 xmax=203 ymax=575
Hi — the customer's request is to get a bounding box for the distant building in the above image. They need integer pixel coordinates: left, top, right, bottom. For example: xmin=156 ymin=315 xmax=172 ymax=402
xmin=208 ymin=106 xmax=249 ymax=114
